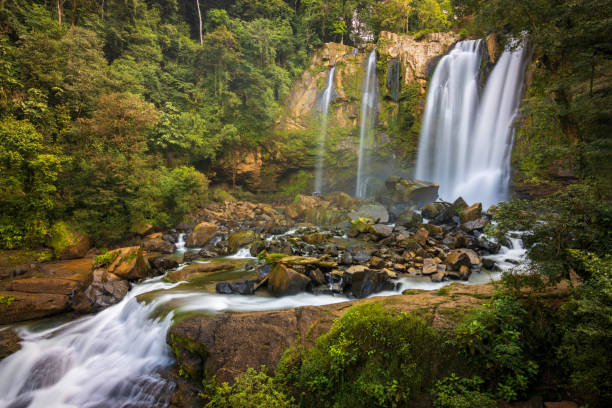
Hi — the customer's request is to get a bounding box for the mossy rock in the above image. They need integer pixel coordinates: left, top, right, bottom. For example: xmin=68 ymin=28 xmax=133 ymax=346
xmin=228 ymin=231 xmax=257 ymax=252
xmin=47 ymin=221 xmax=91 ymax=260
xmin=349 ymin=217 xmax=375 ymax=234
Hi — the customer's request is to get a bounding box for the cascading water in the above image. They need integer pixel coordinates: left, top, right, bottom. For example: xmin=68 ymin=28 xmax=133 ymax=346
xmin=313 ymin=66 xmax=336 ymax=194
xmin=355 ymin=49 xmax=379 ymax=198
xmin=415 ymin=40 xmax=528 ymax=208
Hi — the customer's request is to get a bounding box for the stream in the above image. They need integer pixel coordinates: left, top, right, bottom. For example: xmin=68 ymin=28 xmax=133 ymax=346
xmin=0 ymin=234 xmax=525 ymax=408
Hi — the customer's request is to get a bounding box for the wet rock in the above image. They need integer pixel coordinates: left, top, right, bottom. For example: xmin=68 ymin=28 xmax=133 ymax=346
xmin=443 ymin=233 xmax=468 ymax=249
xmin=250 ymin=240 xmax=267 ymax=257
xmin=311 ymin=285 xmax=334 ymax=296
xmin=268 ymin=264 xmax=310 ymax=296
xmin=461 ymin=216 xmax=490 ymax=232
xmin=349 ymin=217 xmax=375 ymax=235
xmin=324 ymin=191 xmax=357 ymax=210
xmin=107 ymin=247 xmax=150 ymax=281
xmin=459 ymin=265 xmax=470 ymax=280
xmin=141 ymin=234 xmax=176 ymax=254
xmin=285 ymin=194 xmax=319 ymax=220
xmin=459 ymin=202 xmax=482 ymax=223
xmin=445 ymin=251 xmax=472 ymax=270
xmin=148 ymin=255 xmax=179 ymax=274
xmin=256 ymin=264 xmax=271 ymax=279
xmin=420 ymin=223 xmax=444 ymax=236
xmin=478 ymin=238 xmax=501 ymax=254
xmin=338 ymin=251 xmax=353 ymax=265
xmin=376 ymin=177 xmax=439 ymax=209
xmin=165 ymin=262 xmax=237 ymax=282
xmin=47 ymin=222 xmax=91 ymax=260
xmin=216 ymin=280 xmax=255 ymax=295
xmin=421 ymin=202 xmax=445 ymax=219
xmin=0 ymin=329 xmax=21 ymax=361
xmin=308 ymin=268 xmax=326 ymax=286
xmin=0 ymin=290 xmax=69 ymax=324
xmin=347 ymin=245 xmax=372 ymax=264
xmin=414 ymin=227 xmax=429 ymax=246
xmin=456 ymin=248 xmax=481 ymax=266
xmin=8 ymin=277 xmax=82 ymax=296
xmin=482 ymin=258 xmax=496 ymax=269
xmin=431 ymin=272 xmax=446 ymax=282
xmin=182 ymin=251 xmax=201 ymax=263
xmin=83 ymin=270 xmax=130 ymax=311
xmin=348 ymin=204 xmax=389 ymax=223
xmin=228 ymin=231 xmax=257 ymax=252
xmin=422 ymin=258 xmax=438 ymax=275
xmin=302 ymin=232 xmax=326 ymax=245
xmin=186 ymin=222 xmax=219 ymax=247
xmin=350 ymin=268 xmax=395 ymax=298
xmin=451 ymin=197 xmax=468 ymax=215
xmin=395 ymin=208 xmax=423 ymax=228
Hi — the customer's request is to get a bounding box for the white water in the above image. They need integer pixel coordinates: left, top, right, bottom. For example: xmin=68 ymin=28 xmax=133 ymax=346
xmin=355 ymin=49 xmax=378 ymax=198
xmin=174 ymin=233 xmax=186 ymax=253
xmin=415 ymin=40 xmax=528 ymax=208
xmin=314 ymin=66 xmax=336 ymax=194
xmin=225 ymin=247 xmax=255 ymax=259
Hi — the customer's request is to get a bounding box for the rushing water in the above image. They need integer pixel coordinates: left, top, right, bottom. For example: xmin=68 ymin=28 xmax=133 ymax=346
xmin=314 ymin=66 xmax=336 ymax=194
xmin=0 ymin=232 xmax=525 ymax=407
xmin=415 ymin=40 xmax=528 ymax=208
xmin=355 ymin=49 xmax=379 ymax=198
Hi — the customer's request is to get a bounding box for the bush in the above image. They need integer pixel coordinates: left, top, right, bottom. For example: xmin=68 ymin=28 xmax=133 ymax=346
xmin=432 ymin=374 xmax=496 ymax=408
xmin=203 ymin=366 xmax=296 ymax=408
xmin=276 ymin=303 xmax=440 ymax=408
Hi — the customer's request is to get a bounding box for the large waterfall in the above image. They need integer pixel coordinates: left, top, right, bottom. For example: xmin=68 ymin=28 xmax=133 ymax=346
xmin=314 ymin=66 xmax=336 ymax=194
xmin=415 ymin=40 xmax=528 ymax=208
xmin=355 ymin=49 xmax=378 ymax=198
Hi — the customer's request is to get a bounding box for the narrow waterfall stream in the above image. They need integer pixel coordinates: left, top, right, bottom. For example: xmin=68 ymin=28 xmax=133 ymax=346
xmin=314 ymin=66 xmax=336 ymax=194
xmin=415 ymin=40 xmax=528 ymax=207
xmin=0 ymin=231 xmax=525 ymax=407
xmin=355 ymin=49 xmax=379 ymax=198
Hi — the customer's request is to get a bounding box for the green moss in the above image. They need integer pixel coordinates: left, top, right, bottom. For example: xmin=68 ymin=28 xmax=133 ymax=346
xmin=169 ymin=332 xmax=210 ymax=380
xmin=48 ymin=221 xmax=77 ymax=258
xmin=94 ymin=250 xmax=118 ymax=268
xmin=0 ymin=295 xmax=16 ymax=306
xmin=119 ymin=250 xmax=138 ymax=264
xmin=437 ymin=287 xmax=451 ymax=296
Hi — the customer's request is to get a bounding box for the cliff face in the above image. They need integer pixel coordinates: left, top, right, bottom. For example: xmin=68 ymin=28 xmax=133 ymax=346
xmin=215 ymin=32 xmax=458 ymax=193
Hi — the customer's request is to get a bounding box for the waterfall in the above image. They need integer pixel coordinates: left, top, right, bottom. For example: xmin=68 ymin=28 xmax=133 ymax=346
xmin=355 ymin=49 xmax=379 ymax=198
xmin=313 ymin=66 xmax=336 ymax=194
xmin=415 ymin=40 xmax=528 ymax=208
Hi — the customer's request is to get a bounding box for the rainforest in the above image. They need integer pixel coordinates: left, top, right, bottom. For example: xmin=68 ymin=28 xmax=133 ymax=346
xmin=0 ymin=0 xmax=610 ymax=407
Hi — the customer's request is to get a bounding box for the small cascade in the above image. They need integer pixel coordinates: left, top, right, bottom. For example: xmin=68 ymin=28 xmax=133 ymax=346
xmin=355 ymin=49 xmax=379 ymax=198
xmin=314 ymin=66 xmax=336 ymax=194
xmin=415 ymin=40 xmax=528 ymax=207
xmin=175 ymin=233 xmax=186 ymax=253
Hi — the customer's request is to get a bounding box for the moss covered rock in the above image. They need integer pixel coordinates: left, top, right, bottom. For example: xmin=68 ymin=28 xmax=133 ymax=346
xmin=48 ymin=221 xmax=91 ymax=260
xmin=186 ymin=222 xmax=219 ymax=247
xmin=228 ymin=231 xmax=257 ymax=252
xmin=106 ymin=246 xmax=149 ymax=281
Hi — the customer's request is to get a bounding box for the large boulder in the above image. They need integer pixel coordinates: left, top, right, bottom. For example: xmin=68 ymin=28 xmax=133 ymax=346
xmin=349 ymin=268 xmax=396 ymax=298
xmin=348 ymin=204 xmax=389 ymax=223
xmin=376 ymin=177 xmax=439 ymax=211
xmin=0 ymin=290 xmax=69 ymax=324
xmin=216 ymin=280 xmax=255 ymax=295
xmin=395 ymin=208 xmax=423 ymax=228
xmin=445 ymin=251 xmax=472 ymax=270
xmin=228 ymin=231 xmax=257 ymax=253
xmin=285 ymin=195 xmax=319 ymax=220
xmin=47 ymin=221 xmax=91 ymax=260
xmin=460 ymin=203 xmax=482 ymax=223
xmin=106 ymin=247 xmax=150 ymax=281
xmin=82 ymin=270 xmax=130 ymax=311
xmin=186 ymin=222 xmax=219 ymax=247
xmin=141 ymin=233 xmax=176 ymax=254
xmin=148 ymin=255 xmax=179 ymax=274
xmin=267 ymin=264 xmax=310 ymax=296
xmin=347 ymin=244 xmax=372 ymax=264
xmin=349 ymin=217 xmax=375 ymax=234
xmin=165 ymin=262 xmax=237 ymax=282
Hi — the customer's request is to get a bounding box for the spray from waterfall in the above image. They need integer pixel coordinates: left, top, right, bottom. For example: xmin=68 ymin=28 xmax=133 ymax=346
xmin=355 ymin=49 xmax=378 ymax=198
xmin=415 ymin=40 xmax=528 ymax=208
xmin=314 ymin=66 xmax=336 ymax=194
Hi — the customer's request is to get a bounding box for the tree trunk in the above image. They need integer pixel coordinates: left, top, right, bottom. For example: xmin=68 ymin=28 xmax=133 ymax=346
xmin=57 ymin=0 xmax=63 ymax=25
xmin=1 ymin=0 xmax=5 ymax=11
xmin=71 ymin=0 xmax=77 ymax=27
xmin=196 ymin=0 xmax=203 ymax=45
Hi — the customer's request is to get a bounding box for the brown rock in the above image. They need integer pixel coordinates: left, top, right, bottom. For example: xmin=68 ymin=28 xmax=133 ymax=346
xmin=107 ymin=247 xmax=150 ymax=281
xmin=0 ymin=290 xmax=69 ymax=324
xmin=186 ymin=222 xmax=219 ymax=247
xmin=420 ymin=223 xmax=444 ymax=236
xmin=414 ymin=227 xmax=429 ymax=246
xmin=422 ymin=258 xmax=438 ymax=275
xmin=141 ymin=237 xmax=176 ymax=254
xmin=82 ymin=270 xmax=130 ymax=311
xmin=8 ymin=277 xmax=81 ymax=296
xmin=268 ymin=264 xmax=310 ymax=296
xmin=165 ymin=262 xmax=237 ymax=282
xmin=445 ymin=251 xmax=472 ymax=270
xmin=460 ymin=202 xmax=482 ymax=223
xmin=0 ymin=329 xmax=21 ymax=360
xmin=456 ymin=248 xmax=482 ymax=266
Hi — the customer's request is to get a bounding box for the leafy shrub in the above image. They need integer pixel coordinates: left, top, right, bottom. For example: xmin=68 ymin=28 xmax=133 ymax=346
xmin=203 ymin=366 xmax=296 ymax=408
xmin=557 ymin=251 xmax=612 ymax=406
xmin=454 ymin=291 xmax=538 ymax=401
xmin=276 ymin=303 xmax=439 ymax=407
xmin=432 ymin=374 xmax=496 ymax=408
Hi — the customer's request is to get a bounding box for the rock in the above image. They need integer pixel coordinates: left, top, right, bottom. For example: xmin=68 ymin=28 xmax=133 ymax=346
xmin=456 ymin=248 xmax=482 ymax=266
xmin=267 ymin=264 xmax=310 ymax=296
xmin=141 ymin=235 xmax=176 ymax=254
xmin=132 ymin=222 xmax=154 ymax=236
xmin=346 ymin=265 xmax=367 ymax=274
xmin=83 ymin=270 xmax=130 ymax=311
xmin=285 ymin=195 xmax=319 ymax=220
xmin=106 ymin=247 xmax=150 ymax=281
xmin=460 ymin=202 xmax=482 ymax=223
xmin=414 ymin=227 xmax=429 ymax=246
xmin=461 ymin=216 xmax=490 ymax=232
xmin=347 ymin=245 xmax=372 ymax=264
xmin=0 ymin=329 xmax=21 ymax=361
xmin=421 ymin=202 xmax=445 ymax=219
xmin=451 ymin=197 xmax=468 ymax=215
xmin=420 ymin=223 xmax=444 ymax=236
xmin=148 ymin=255 xmax=179 ymax=274
xmin=376 ymin=177 xmax=439 ymax=209
xmin=186 ymin=222 xmax=219 ymax=247
xmin=443 ymin=233 xmax=468 ymax=249
xmin=256 ymin=264 xmax=271 ymax=279
xmin=165 ymin=262 xmax=237 ymax=282
xmin=485 ymin=33 xmax=497 ymax=63
xmin=183 ymin=251 xmax=201 ymax=263
xmin=372 ymin=224 xmax=393 ymax=238
xmin=349 ymin=217 xmax=375 ymax=234
xmin=422 ymin=258 xmax=438 ymax=275
xmin=459 ymin=265 xmax=470 ymax=280
xmin=482 ymin=258 xmax=496 ymax=269
xmin=478 ymin=238 xmax=501 ymax=254
xmin=302 ymin=232 xmax=326 ymax=245
xmin=431 ymin=272 xmax=446 ymax=283
xmin=395 ymin=208 xmax=423 ymax=228
xmin=47 ymin=222 xmax=91 ymax=260
xmin=216 ymin=280 xmax=255 ymax=295
xmin=350 ymin=268 xmax=395 ymax=298
xmin=8 ymin=277 xmax=82 ymax=296
xmin=308 ymin=269 xmax=326 ymax=286
xmin=0 ymin=290 xmax=69 ymax=324
xmin=369 ymin=256 xmax=386 ymax=269
xmin=348 ymin=204 xmax=389 ymax=223
xmin=228 ymin=231 xmax=257 ymax=252
xmin=311 ymin=285 xmax=334 ymax=296
xmin=338 ymin=251 xmax=353 ymax=265
xmin=445 ymin=251 xmax=472 ymax=270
